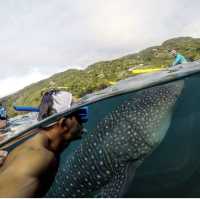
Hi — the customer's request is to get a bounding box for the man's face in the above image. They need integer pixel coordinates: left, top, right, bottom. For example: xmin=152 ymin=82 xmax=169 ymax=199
xmin=44 ymin=116 xmax=83 ymax=151
xmin=61 ymin=116 xmax=83 ymax=141
xmin=170 ymin=50 xmax=177 ymax=57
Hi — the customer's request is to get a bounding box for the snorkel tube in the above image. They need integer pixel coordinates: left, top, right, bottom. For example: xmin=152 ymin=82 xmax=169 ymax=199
xmin=13 ymin=105 xmax=40 ymax=112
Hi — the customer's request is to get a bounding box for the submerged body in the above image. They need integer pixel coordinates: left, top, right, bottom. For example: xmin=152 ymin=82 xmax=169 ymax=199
xmin=47 ymin=80 xmax=183 ymax=197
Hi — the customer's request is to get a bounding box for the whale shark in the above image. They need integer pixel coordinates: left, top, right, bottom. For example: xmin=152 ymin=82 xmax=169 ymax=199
xmin=46 ymin=79 xmax=184 ymax=197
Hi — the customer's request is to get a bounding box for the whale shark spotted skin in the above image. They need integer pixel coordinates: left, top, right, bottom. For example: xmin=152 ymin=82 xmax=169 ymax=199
xmin=46 ymin=80 xmax=184 ymax=197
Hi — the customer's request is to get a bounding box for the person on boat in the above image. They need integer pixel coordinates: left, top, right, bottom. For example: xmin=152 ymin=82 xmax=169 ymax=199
xmin=0 ymin=102 xmax=7 ymax=129
xmin=38 ymin=86 xmax=78 ymax=121
xmin=0 ymin=114 xmax=83 ymax=197
xmin=0 ymin=102 xmax=7 ymax=120
xmin=169 ymin=49 xmax=188 ymax=66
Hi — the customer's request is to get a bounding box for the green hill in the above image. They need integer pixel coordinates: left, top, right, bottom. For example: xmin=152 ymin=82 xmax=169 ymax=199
xmin=2 ymin=36 xmax=200 ymax=117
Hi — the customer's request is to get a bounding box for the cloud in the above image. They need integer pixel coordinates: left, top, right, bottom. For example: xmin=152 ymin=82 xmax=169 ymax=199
xmin=0 ymin=68 xmax=53 ymax=97
xmin=0 ymin=0 xmax=200 ymax=96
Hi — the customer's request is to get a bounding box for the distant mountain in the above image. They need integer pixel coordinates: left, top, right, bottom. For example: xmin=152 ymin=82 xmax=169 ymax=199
xmin=2 ymin=36 xmax=200 ymax=116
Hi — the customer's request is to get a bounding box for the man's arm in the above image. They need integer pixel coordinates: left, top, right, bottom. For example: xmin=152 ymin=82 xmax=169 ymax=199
xmin=0 ymin=133 xmax=55 ymax=197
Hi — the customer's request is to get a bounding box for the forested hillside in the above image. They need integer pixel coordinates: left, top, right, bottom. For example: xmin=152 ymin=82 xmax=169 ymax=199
xmin=2 ymin=37 xmax=200 ymax=116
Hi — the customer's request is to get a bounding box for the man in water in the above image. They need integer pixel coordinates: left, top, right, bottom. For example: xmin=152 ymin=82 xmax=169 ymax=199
xmin=0 ymin=115 xmax=82 ymax=197
xmin=169 ymin=49 xmax=188 ymax=66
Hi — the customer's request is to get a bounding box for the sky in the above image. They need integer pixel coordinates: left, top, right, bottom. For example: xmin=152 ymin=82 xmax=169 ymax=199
xmin=0 ymin=0 xmax=200 ymax=97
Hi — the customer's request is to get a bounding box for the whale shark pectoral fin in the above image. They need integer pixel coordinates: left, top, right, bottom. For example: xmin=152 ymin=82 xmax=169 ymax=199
xmin=96 ymin=161 xmax=142 ymax=198
xmin=95 ymin=166 xmax=127 ymax=198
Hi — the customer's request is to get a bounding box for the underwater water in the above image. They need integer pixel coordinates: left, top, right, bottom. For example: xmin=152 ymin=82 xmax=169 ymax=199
xmin=2 ymin=70 xmax=200 ymax=197
xmin=126 ymin=73 xmax=200 ymax=197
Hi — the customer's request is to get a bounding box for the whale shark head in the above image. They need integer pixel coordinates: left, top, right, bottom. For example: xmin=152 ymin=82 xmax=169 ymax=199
xmin=46 ymin=79 xmax=184 ymax=197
